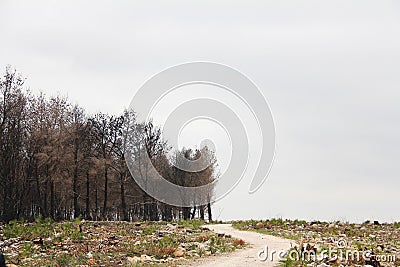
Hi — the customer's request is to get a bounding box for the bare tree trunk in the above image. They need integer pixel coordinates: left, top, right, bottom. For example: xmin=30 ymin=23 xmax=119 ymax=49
xmin=73 ymin=138 xmax=79 ymax=218
xmin=183 ymin=207 xmax=190 ymax=220
xmin=200 ymin=205 xmax=205 ymax=220
xmin=35 ymin=165 xmax=41 ymax=209
xmin=95 ymin=179 xmax=98 ymax=219
xmin=50 ymin=181 xmax=55 ymax=219
xmin=143 ymin=194 xmax=148 ymax=221
xmin=162 ymin=204 xmax=173 ymax=221
xmin=207 ymin=202 xmax=212 ymax=222
xmin=43 ymin=175 xmax=48 ymax=218
xmin=2 ymin=188 xmax=10 ymax=222
xmin=85 ymin=171 xmax=90 ymax=219
xmin=120 ymin=173 xmax=128 ymax=221
xmin=191 ymin=206 xmax=197 ymax=220
xmin=102 ymin=163 xmax=108 ymax=218
xmin=150 ymin=202 xmax=158 ymax=221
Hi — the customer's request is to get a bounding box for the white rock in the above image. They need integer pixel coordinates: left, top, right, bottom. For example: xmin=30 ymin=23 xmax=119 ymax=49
xmin=140 ymin=254 xmax=152 ymax=262
xmin=173 ymin=247 xmax=186 ymax=257
xmin=166 ymin=223 xmax=177 ymax=230
xmin=127 ymin=256 xmax=140 ymax=264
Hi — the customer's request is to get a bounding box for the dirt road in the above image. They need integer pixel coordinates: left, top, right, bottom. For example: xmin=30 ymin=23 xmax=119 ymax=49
xmin=182 ymin=224 xmax=296 ymax=267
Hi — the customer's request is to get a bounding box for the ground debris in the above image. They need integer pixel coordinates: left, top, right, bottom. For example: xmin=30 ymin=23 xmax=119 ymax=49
xmin=233 ymin=219 xmax=400 ymax=267
xmin=0 ymin=219 xmax=245 ymax=266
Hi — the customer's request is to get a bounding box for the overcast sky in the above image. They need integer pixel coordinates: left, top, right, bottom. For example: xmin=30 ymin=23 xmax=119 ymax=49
xmin=1 ymin=0 xmax=400 ymax=222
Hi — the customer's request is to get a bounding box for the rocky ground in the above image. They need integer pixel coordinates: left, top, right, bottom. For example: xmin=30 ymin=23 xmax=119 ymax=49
xmin=233 ymin=219 xmax=400 ymax=267
xmin=0 ymin=219 xmax=245 ymax=267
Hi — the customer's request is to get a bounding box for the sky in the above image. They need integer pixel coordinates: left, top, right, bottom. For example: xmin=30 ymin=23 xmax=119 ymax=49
xmin=1 ymin=0 xmax=400 ymax=222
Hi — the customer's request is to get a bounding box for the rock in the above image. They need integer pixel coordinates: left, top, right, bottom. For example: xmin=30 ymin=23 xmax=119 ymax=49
xmin=127 ymin=256 xmax=140 ymax=264
xmin=255 ymin=222 xmax=264 ymax=229
xmin=166 ymin=224 xmax=176 ymax=230
xmin=173 ymin=247 xmax=186 ymax=257
xmin=140 ymin=254 xmax=152 ymax=262
xmin=196 ymin=242 xmax=208 ymax=250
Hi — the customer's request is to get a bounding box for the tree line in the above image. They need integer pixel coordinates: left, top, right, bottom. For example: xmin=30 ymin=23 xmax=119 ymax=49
xmin=0 ymin=67 xmax=217 ymax=223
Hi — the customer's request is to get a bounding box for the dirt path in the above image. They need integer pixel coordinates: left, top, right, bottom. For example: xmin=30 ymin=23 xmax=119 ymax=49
xmin=181 ymin=224 xmax=296 ymax=267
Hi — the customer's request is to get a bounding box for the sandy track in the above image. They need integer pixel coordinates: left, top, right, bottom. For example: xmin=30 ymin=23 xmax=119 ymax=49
xmin=181 ymin=224 xmax=296 ymax=267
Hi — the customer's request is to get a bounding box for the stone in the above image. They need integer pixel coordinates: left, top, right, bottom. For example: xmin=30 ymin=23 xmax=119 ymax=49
xmin=166 ymin=224 xmax=176 ymax=230
xmin=127 ymin=256 xmax=140 ymax=264
xmin=140 ymin=254 xmax=152 ymax=262
xmin=197 ymin=242 xmax=208 ymax=250
xmin=255 ymin=222 xmax=264 ymax=229
xmin=173 ymin=247 xmax=186 ymax=257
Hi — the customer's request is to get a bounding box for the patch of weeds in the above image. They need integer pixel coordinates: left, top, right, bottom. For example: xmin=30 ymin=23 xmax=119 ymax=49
xmin=141 ymin=225 xmax=156 ymax=236
xmin=279 ymin=254 xmax=297 ymax=267
xmin=158 ymin=234 xmax=179 ymax=248
xmin=4 ymin=217 xmax=54 ymax=239
xmin=54 ymin=221 xmax=83 ymax=241
xmin=19 ymin=242 xmax=34 ymax=258
xmin=3 ymin=219 xmax=28 ymax=238
xmin=177 ymin=219 xmax=205 ymax=230
xmin=55 ymin=253 xmax=79 ymax=267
